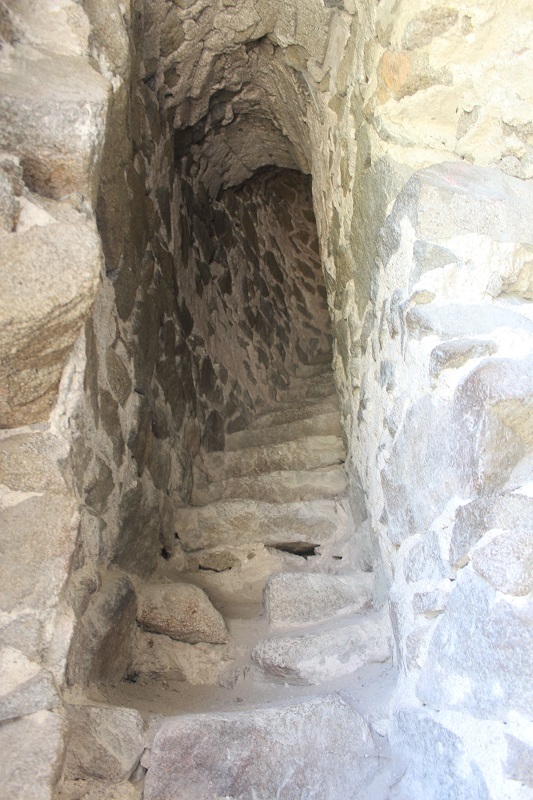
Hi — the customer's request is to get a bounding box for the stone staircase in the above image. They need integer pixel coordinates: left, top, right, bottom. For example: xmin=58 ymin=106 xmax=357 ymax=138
xmin=138 ymin=364 xmax=394 ymax=798
xmin=69 ymin=364 xmax=395 ymax=799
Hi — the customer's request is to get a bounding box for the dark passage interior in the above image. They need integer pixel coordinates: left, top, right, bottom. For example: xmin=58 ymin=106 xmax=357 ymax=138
xmin=65 ymin=155 xmax=350 ymax=682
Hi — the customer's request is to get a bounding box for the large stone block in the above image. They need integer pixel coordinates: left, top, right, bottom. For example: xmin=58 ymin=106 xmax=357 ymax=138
xmin=451 ymin=356 xmax=533 ymax=495
xmin=382 ymin=395 xmax=457 ymax=543
xmin=0 ymin=492 xmax=77 ymax=615
xmin=145 ymin=694 xmax=379 ymax=800
xmin=63 ymin=705 xmax=144 ymax=782
xmin=471 ymin=527 xmax=532 ymax=595
xmin=264 ymin=572 xmax=373 ymax=626
xmin=136 ymin=583 xmax=228 ymax=644
xmin=0 ymin=710 xmax=65 ymax=800
xmin=397 ymin=162 xmax=533 ymax=245
xmin=130 ymin=629 xmax=236 ymax=685
xmin=252 ymin=611 xmax=391 ymax=685
xmin=403 ymin=531 xmax=453 ymax=584
xmin=391 ymin=708 xmax=490 ymax=800
xmin=406 ymin=304 xmax=533 ymax=340
xmin=0 ymin=221 xmax=102 ymax=426
xmin=429 ymin=338 xmax=497 ymax=377
xmin=0 ymin=647 xmax=59 ymax=722
xmin=0 ymin=431 xmax=67 ymax=493
xmin=0 ymin=52 xmax=110 ymax=200
xmin=416 ymin=571 xmax=533 ymax=720
xmin=449 ymin=493 xmax=532 ymax=569
xmin=66 ymin=573 xmax=136 ymax=687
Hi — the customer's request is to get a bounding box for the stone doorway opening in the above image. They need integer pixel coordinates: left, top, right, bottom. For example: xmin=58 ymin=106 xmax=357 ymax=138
xmin=63 ymin=139 xmax=393 ymax=795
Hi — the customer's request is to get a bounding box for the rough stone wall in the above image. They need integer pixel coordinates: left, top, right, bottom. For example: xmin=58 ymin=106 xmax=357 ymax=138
xmin=0 ymin=0 xmax=532 ymax=798
xmin=318 ymin=6 xmax=533 ymax=797
xmin=67 ymin=8 xmax=331 ymax=695
xmin=174 ymin=167 xmax=331 ymax=441
xmin=0 ymin=1 xmax=116 ymax=795
xmin=105 ymin=1 xmax=532 ymax=797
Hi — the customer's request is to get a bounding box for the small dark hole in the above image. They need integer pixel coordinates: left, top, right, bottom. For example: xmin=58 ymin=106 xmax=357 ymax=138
xmin=124 ymin=671 xmax=139 ymax=683
xmin=105 ymin=264 xmax=119 ymax=281
xmin=271 ymin=542 xmax=318 ymax=558
xmin=161 ymin=547 xmax=171 ymax=560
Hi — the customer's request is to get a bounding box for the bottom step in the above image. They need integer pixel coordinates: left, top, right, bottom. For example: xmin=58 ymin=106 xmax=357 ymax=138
xmin=144 ymin=694 xmax=381 ymax=800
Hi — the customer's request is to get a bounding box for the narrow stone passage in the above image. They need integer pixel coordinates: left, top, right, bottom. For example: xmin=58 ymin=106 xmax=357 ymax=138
xmin=1 ymin=2 xmax=532 ymax=798
xmin=82 ymin=359 xmax=394 ymax=799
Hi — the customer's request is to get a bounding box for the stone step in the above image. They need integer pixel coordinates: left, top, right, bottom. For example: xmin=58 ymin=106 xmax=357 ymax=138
xmin=144 ymin=693 xmax=381 ymax=800
xmin=174 ymin=498 xmax=354 ymax=553
xmin=249 ymin=396 xmax=339 ymax=430
xmin=225 ymin=411 xmax=341 ymax=451
xmin=194 ymin=434 xmax=344 ymax=482
xmin=280 ymin=376 xmax=336 ymax=404
xmin=307 ymin=351 xmax=333 ymax=366
xmin=264 ymin=572 xmax=374 ymax=627
xmin=287 ymin=362 xmax=333 ymax=379
xmin=251 ymin=610 xmax=391 ymax=685
xmin=191 ymin=465 xmax=347 ymax=505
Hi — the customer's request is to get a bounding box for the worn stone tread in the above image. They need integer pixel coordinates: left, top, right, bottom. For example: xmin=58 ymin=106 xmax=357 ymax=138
xmin=264 ymin=571 xmax=374 ymax=627
xmin=195 ymin=434 xmax=344 ymax=482
xmin=191 ymin=464 xmax=347 ymax=505
xmin=251 ymin=610 xmax=392 ymax=685
xmin=144 ymin=693 xmax=379 ymax=800
xmin=225 ymin=411 xmax=341 ymax=450
xmin=174 ymin=497 xmax=354 ymax=552
xmin=249 ymin=396 xmax=339 ymax=430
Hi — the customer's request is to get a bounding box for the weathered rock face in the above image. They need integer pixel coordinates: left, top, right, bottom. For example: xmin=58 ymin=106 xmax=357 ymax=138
xmin=145 ymin=694 xmax=380 ymax=800
xmin=0 ymin=711 xmax=66 ymax=800
xmin=136 ymin=583 xmax=228 ymax=644
xmin=264 ymin=572 xmax=373 ymax=626
xmin=1 ymin=0 xmax=532 ymax=798
xmin=63 ymin=705 xmax=144 ymax=782
xmin=0 ymin=219 xmax=103 ymax=426
xmin=174 ymin=169 xmax=331 ymax=425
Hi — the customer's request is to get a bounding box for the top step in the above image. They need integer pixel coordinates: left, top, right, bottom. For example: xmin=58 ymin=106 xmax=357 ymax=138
xmin=225 ymin=411 xmax=341 ymax=451
xmin=280 ymin=373 xmax=336 ymax=405
xmin=249 ymin=396 xmax=339 ymax=430
xmin=288 ymin=362 xmax=333 ymax=379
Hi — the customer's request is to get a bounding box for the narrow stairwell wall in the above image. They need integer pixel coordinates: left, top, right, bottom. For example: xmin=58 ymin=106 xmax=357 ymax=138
xmin=66 ymin=160 xmax=334 ymax=685
xmin=0 ymin=1 xmax=531 ymax=799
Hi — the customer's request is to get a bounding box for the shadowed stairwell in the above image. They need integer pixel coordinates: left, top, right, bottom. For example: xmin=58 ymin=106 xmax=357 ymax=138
xmin=0 ymin=2 xmax=532 ymax=799
xmin=66 ymin=167 xmax=395 ymax=799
